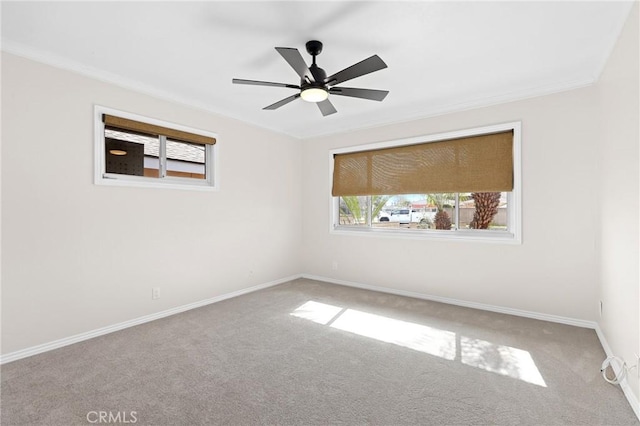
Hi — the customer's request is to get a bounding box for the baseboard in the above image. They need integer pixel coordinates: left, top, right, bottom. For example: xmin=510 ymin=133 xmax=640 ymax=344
xmin=0 ymin=274 xmax=302 ymax=365
xmin=595 ymin=324 xmax=640 ymax=421
xmin=302 ymin=274 xmax=598 ymax=329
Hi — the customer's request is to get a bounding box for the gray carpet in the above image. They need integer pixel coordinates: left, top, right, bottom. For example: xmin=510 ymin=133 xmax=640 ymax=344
xmin=1 ymin=278 xmax=638 ymax=425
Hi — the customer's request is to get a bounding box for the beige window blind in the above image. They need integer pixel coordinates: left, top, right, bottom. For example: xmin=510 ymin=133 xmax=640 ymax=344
xmin=332 ymin=130 xmax=513 ymax=196
xmin=103 ymin=115 xmax=216 ymax=145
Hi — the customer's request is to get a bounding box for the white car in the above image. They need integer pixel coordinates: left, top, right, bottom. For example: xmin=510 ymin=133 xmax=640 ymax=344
xmin=389 ymin=209 xmax=411 ymax=224
xmin=377 ymin=211 xmax=391 ymax=222
xmin=410 ymin=208 xmax=437 ymax=223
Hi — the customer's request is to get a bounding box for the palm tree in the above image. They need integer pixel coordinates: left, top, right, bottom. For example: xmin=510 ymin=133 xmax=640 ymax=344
xmin=469 ymin=192 xmax=501 ymax=229
xmin=341 ymin=195 xmax=391 ymax=224
xmin=341 ymin=196 xmax=364 ymax=224
xmin=371 ymin=195 xmax=391 ymax=221
xmin=426 ymin=193 xmax=455 ymax=230
xmin=434 ymin=210 xmax=452 ymax=230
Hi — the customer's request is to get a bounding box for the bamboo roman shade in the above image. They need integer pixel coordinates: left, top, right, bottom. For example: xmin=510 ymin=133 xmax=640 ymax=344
xmin=332 ymin=131 xmax=513 ymax=196
xmin=103 ymin=115 xmax=216 ymax=145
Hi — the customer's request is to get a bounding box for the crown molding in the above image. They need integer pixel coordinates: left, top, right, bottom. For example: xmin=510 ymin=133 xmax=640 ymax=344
xmin=298 ymin=77 xmax=595 ymax=140
xmin=0 ymin=40 xmax=296 ymax=139
xmin=2 ymin=39 xmax=596 ymax=141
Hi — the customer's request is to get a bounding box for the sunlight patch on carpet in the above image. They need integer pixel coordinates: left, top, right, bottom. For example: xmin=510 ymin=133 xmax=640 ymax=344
xmin=290 ymin=300 xmax=343 ymax=325
xmin=330 ymin=308 xmax=457 ymax=360
xmin=291 ymin=300 xmax=547 ymax=387
xmin=291 ymin=301 xmax=455 ymax=359
xmin=460 ymin=337 xmax=547 ymax=387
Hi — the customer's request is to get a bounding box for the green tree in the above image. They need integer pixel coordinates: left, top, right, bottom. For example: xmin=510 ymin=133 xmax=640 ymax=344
xmin=341 ymin=195 xmax=391 ymax=224
xmin=425 ymin=193 xmax=453 ymax=210
xmin=341 ymin=196 xmax=364 ymax=224
xmin=372 ymin=195 xmax=391 ymax=221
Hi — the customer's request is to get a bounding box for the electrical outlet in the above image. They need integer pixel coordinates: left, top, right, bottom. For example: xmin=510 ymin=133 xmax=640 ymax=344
xmin=332 ymin=260 xmax=338 ymax=271
xmin=152 ymin=287 xmax=160 ymax=300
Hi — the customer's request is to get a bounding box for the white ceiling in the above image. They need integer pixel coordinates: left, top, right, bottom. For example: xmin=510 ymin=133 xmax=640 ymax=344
xmin=1 ymin=1 xmax=633 ymax=139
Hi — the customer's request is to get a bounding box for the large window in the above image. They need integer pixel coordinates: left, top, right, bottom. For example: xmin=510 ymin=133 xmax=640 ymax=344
xmin=331 ymin=123 xmax=521 ymax=242
xmin=94 ymin=106 xmax=218 ymax=191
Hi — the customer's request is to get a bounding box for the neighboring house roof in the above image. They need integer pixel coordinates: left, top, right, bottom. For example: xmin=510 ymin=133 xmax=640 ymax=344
xmin=411 ymin=194 xmax=508 ymax=210
xmin=105 ymin=129 xmax=204 ymax=163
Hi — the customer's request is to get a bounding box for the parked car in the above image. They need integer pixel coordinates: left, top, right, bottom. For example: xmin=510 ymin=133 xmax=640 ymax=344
xmin=378 ymin=211 xmax=390 ymax=222
xmin=410 ymin=208 xmax=437 ymax=223
xmin=389 ymin=209 xmax=411 ymax=224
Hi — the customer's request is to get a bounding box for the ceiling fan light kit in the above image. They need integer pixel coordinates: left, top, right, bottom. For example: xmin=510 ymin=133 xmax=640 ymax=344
xmin=300 ymin=87 xmax=328 ymax=103
xmin=232 ymin=40 xmax=389 ymax=116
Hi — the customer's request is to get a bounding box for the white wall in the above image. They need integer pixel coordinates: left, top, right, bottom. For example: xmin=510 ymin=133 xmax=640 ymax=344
xmin=1 ymin=53 xmax=302 ymax=354
xmin=597 ymin=2 xmax=639 ymax=404
xmin=302 ymin=85 xmax=600 ymax=321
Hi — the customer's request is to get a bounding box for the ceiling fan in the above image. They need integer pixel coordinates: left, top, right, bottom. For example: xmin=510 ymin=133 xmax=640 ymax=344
xmin=232 ymin=40 xmax=389 ymax=116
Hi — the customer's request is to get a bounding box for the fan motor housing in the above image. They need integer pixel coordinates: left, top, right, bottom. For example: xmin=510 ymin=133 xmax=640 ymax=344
xmin=304 ymin=64 xmax=328 ymax=88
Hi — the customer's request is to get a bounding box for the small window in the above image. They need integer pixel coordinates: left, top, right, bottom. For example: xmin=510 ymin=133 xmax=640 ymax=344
xmin=94 ymin=106 xmax=217 ymax=191
xmin=330 ymin=122 xmax=521 ymax=243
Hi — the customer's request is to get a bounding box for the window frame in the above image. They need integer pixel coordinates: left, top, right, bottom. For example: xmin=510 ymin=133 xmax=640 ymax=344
xmin=329 ymin=122 xmax=522 ymax=244
xmin=94 ymin=105 xmax=219 ymax=191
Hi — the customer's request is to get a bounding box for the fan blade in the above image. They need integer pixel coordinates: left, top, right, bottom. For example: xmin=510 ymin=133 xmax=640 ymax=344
xmin=317 ymin=99 xmax=337 ymax=116
xmin=325 ymin=55 xmax=387 ymax=86
xmin=263 ymin=94 xmax=301 ymax=110
xmin=232 ymin=79 xmax=300 ymax=89
xmin=329 ymin=87 xmax=389 ymax=101
xmin=275 ymin=47 xmax=313 ymax=82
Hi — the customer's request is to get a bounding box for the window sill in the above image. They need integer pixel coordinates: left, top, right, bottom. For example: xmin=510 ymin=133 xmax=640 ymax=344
xmin=96 ymin=174 xmax=217 ymax=192
xmin=331 ymin=226 xmax=521 ymax=244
